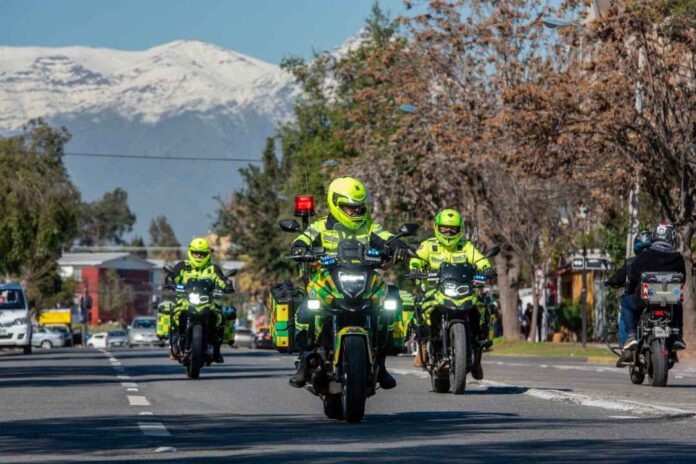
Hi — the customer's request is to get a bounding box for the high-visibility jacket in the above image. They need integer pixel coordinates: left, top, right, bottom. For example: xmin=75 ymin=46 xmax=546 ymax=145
xmin=292 ymin=214 xmax=394 ymax=254
xmin=409 ymin=237 xmax=492 ymax=272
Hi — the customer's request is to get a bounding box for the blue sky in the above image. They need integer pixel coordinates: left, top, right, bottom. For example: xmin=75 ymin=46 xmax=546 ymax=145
xmin=0 ymin=0 xmax=408 ymax=64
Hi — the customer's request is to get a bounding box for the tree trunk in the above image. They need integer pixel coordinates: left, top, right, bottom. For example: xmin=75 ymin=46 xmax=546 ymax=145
xmin=677 ymin=226 xmax=695 ymax=349
xmin=529 ymin=262 xmax=540 ymax=343
xmin=496 ymin=251 xmax=522 ymax=341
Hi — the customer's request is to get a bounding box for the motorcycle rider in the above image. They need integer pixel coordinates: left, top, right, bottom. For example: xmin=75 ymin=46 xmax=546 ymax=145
xmin=288 ymin=177 xmax=409 ymax=390
xmin=167 ymin=237 xmax=230 ymax=363
xmin=408 ymin=208 xmax=495 ymax=380
xmin=605 ymin=230 xmax=653 ymax=352
xmin=623 ymin=223 xmax=686 ymax=353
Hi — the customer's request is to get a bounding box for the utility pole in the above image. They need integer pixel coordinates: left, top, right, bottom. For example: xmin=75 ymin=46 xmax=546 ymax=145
xmin=581 ymin=244 xmax=588 ymax=348
xmin=626 ymin=47 xmax=645 ymax=258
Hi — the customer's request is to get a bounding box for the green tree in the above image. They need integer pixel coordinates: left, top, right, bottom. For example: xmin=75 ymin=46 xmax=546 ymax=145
xmin=0 ymin=119 xmax=81 ymax=303
xmin=215 ymin=138 xmax=293 ymax=285
xmin=79 ymin=188 xmax=136 ymax=246
xmin=148 ymin=215 xmax=181 ymax=260
xmin=98 ymin=268 xmax=133 ymax=323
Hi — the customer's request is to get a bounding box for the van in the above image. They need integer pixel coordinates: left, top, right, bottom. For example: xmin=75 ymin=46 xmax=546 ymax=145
xmin=0 ymin=283 xmax=33 ymax=354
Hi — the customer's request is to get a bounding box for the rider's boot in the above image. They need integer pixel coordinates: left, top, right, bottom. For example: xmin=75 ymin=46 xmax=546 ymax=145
xmin=213 ymin=342 xmax=224 ymax=363
xmin=471 ymin=363 xmax=484 ymax=380
xmin=289 ymin=353 xmax=308 ymax=388
xmin=378 ymin=352 xmax=397 ymax=389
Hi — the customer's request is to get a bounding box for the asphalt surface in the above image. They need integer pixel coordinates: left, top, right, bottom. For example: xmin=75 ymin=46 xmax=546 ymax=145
xmin=2 ymin=345 xmax=696 ymax=463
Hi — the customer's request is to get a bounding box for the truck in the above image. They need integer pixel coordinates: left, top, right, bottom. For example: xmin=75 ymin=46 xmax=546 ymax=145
xmin=38 ymin=308 xmax=78 ymax=347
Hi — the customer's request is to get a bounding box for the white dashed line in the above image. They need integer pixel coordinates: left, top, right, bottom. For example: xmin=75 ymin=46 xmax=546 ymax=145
xmin=128 ymin=395 xmax=150 ymax=406
xmin=155 ymin=446 xmax=177 ymax=453
xmin=121 ymin=382 xmax=137 ymax=388
xmin=609 ymin=415 xmax=639 ymax=420
xmin=127 ymin=388 xmax=139 ymax=392
xmin=139 ymin=411 xmax=154 ymax=416
xmin=117 ymin=375 xmax=131 ymax=380
xmin=138 ymin=422 xmax=171 ymax=437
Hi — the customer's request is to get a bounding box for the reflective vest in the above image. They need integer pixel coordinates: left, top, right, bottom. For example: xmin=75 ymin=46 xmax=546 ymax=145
xmin=293 ymin=215 xmax=393 ymax=254
xmin=409 ymin=237 xmax=491 ymax=271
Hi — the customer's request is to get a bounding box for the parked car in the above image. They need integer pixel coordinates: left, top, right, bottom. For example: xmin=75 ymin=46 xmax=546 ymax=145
xmin=254 ymin=325 xmax=274 ymax=349
xmin=107 ymin=330 xmax=128 ymax=348
xmin=128 ymin=316 xmax=162 ymax=347
xmin=31 ymin=326 xmax=66 ymax=349
xmin=233 ymin=327 xmax=254 ymax=348
xmin=44 ymin=325 xmax=74 ymax=347
xmin=86 ymin=332 xmax=107 ymax=348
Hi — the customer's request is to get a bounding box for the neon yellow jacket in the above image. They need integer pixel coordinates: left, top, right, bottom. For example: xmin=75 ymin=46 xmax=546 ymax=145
xmin=292 ymin=214 xmax=394 ymax=254
xmin=409 ymin=237 xmax=492 ymax=272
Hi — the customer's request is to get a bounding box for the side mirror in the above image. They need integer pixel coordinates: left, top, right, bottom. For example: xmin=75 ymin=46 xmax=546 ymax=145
xmin=225 ymin=269 xmax=238 ymax=278
xmin=485 ymin=246 xmax=501 ymax=259
xmin=163 ymin=265 xmax=173 ymax=275
xmin=398 ymin=223 xmax=419 ymax=237
xmin=279 ymin=219 xmax=302 ymax=233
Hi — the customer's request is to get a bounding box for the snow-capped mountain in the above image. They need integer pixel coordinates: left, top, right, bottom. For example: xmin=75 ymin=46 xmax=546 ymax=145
xmin=0 ymin=40 xmax=299 ymax=241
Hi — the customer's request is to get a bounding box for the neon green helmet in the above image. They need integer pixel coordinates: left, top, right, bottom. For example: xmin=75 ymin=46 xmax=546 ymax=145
xmin=187 ymin=237 xmax=211 ymax=268
xmin=434 ymin=209 xmax=463 ymax=248
xmin=327 ymin=177 xmax=368 ymax=230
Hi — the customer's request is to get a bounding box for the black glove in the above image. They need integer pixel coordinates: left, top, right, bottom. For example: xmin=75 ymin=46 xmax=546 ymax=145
xmin=386 ymin=237 xmax=409 ymax=263
xmin=484 ymin=267 xmax=497 ymax=279
xmin=291 ymin=243 xmax=309 ymax=256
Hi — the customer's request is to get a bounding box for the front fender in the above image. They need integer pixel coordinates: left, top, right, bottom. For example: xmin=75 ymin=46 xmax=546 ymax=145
xmin=333 ymin=326 xmax=373 ymax=367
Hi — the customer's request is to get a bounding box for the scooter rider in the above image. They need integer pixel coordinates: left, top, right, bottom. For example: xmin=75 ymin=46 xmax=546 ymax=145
xmin=605 ymin=230 xmax=653 ymax=351
xmin=623 ymin=223 xmax=686 ymax=353
xmin=408 ymin=208 xmax=495 ymax=380
xmin=288 ymin=177 xmax=409 ymax=390
xmin=167 ymin=237 xmax=230 ymax=363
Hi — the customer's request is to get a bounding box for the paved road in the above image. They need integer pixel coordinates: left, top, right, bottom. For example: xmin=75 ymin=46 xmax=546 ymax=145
xmin=2 ymin=346 xmax=696 ymax=463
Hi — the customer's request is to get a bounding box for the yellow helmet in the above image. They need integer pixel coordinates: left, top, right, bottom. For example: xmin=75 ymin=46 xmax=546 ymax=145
xmin=327 ymin=177 xmax=368 ymax=230
xmin=434 ymin=209 xmax=463 ymax=248
xmin=187 ymin=237 xmax=211 ymax=268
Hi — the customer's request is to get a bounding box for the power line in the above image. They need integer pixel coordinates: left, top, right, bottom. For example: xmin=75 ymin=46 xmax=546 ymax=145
xmin=63 ymin=151 xmax=261 ymax=163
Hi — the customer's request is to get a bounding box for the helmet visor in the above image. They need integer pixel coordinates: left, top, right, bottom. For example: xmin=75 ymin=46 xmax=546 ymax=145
xmin=438 ymin=225 xmax=461 ymax=236
xmin=340 ymin=204 xmax=366 ymax=218
xmin=191 ymin=250 xmax=209 ymax=259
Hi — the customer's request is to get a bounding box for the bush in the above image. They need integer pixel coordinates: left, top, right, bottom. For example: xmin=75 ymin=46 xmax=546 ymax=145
xmin=555 ymin=300 xmax=582 ymax=334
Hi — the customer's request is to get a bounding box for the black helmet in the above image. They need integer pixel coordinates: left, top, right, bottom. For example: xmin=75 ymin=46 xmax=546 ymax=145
xmin=633 ymin=230 xmax=653 ymax=254
xmin=653 ymin=222 xmax=677 ymax=246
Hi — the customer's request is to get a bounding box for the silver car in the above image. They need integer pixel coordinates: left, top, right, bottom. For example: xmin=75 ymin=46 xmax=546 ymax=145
xmin=31 ymin=326 xmax=65 ymax=349
xmin=128 ymin=317 xmax=162 ymax=347
xmin=107 ymin=330 xmax=128 ymax=348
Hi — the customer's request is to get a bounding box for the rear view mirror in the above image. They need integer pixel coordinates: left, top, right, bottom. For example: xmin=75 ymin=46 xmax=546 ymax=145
xmin=225 ymin=269 xmax=238 ymax=278
xmin=398 ymin=223 xmax=419 ymax=237
xmin=280 ymin=219 xmax=302 ymax=233
xmin=485 ymin=246 xmax=501 ymax=259
xmin=163 ymin=265 xmax=173 ymax=275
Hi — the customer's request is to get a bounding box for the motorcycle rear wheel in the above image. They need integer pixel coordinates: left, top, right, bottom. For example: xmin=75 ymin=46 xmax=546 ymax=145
xmin=449 ymin=323 xmax=468 ymax=395
xmin=187 ymin=324 xmax=203 ymax=379
xmin=648 ymin=339 xmax=669 ymax=387
xmin=341 ymin=336 xmax=367 ymax=423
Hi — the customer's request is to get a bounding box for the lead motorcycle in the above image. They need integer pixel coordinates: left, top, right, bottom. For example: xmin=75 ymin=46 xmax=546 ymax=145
xmin=280 ymin=219 xmax=417 ymax=423
xmin=406 ymin=247 xmax=499 ymax=394
xmin=622 ymin=271 xmax=684 ymax=387
xmin=161 ymin=267 xmax=236 ymax=379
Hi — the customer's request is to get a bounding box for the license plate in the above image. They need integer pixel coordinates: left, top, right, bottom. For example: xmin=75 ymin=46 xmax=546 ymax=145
xmin=653 ymin=326 xmax=671 ymax=338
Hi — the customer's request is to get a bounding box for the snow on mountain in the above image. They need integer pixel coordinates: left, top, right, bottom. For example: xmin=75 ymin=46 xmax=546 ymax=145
xmin=0 ymin=40 xmax=297 ymax=130
xmin=0 ymin=40 xmax=299 ymax=241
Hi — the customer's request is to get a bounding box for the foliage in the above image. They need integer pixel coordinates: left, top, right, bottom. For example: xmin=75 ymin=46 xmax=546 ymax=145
xmin=98 ymin=268 xmax=133 ymax=323
xmin=555 ymin=300 xmax=583 ymax=335
xmin=0 ymin=119 xmax=81 ymax=303
xmin=79 ymin=188 xmax=136 ymax=246
xmin=148 ymin=215 xmax=181 ymax=260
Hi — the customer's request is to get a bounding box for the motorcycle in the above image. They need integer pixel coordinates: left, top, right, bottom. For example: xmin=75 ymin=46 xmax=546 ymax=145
xmin=405 ymin=246 xmax=500 ymax=394
xmin=623 ymin=271 xmax=684 ymax=387
xmin=280 ymin=219 xmax=417 ymax=423
xmin=161 ymin=268 xmax=236 ymax=379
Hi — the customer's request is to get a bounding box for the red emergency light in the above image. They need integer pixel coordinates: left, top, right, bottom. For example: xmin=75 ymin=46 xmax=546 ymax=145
xmin=294 ymin=195 xmax=315 ymax=217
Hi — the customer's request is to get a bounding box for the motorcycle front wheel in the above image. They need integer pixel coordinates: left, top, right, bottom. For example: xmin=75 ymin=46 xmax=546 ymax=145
xmin=187 ymin=324 xmax=203 ymax=379
xmin=341 ymin=336 xmax=367 ymax=423
xmin=449 ymin=323 xmax=468 ymax=395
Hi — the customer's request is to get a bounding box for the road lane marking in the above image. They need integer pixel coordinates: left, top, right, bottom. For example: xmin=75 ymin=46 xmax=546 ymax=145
xmin=138 ymin=422 xmax=170 ymax=437
xmin=391 ymin=368 xmax=429 ymax=379
xmin=609 ymin=415 xmax=639 ymax=420
xmin=128 ymin=396 xmax=150 ymax=406
xmin=117 ymin=375 xmax=131 ymax=379
xmin=127 ymin=388 xmax=139 ymax=392
xmin=155 ymin=446 xmax=177 ymax=453
xmin=109 ymin=357 xmax=118 ymax=362
xmin=139 ymin=412 xmax=154 ymax=416
xmin=121 ymin=382 xmax=137 ymax=388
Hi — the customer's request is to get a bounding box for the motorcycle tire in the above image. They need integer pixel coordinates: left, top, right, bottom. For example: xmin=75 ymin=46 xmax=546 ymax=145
xmin=187 ymin=324 xmax=203 ymax=380
xmin=323 ymin=394 xmax=343 ymax=420
xmin=649 ymin=339 xmax=669 ymax=387
xmin=341 ymin=335 xmax=367 ymax=423
xmin=449 ymin=323 xmax=468 ymax=395
xmin=629 ymin=367 xmax=645 ymax=385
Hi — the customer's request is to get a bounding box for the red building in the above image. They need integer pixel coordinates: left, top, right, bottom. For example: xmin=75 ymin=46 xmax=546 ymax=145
xmin=58 ymin=253 xmax=155 ymax=324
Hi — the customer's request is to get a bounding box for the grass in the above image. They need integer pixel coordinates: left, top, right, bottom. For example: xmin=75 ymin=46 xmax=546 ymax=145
xmin=490 ymin=338 xmax=613 ymax=358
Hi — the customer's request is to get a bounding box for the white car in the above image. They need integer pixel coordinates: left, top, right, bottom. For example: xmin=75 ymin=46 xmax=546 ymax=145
xmin=86 ymin=332 xmax=108 ymax=348
xmin=107 ymin=330 xmax=128 ymax=348
xmin=0 ymin=283 xmax=33 ymax=354
xmin=31 ymin=326 xmax=66 ymax=349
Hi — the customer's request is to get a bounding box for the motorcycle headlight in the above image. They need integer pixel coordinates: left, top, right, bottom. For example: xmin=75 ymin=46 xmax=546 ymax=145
xmin=383 ymin=299 xmax=399 ymax=311
xmin=188 ymin=293 xmax=209 ymax=305
xmin=307 ymin=299 xmax=321 ymax=310
xmin=440 ymin=282 xmax=471 ymax=298
xmin=337 ymin=271 xmax=366 ymax=297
